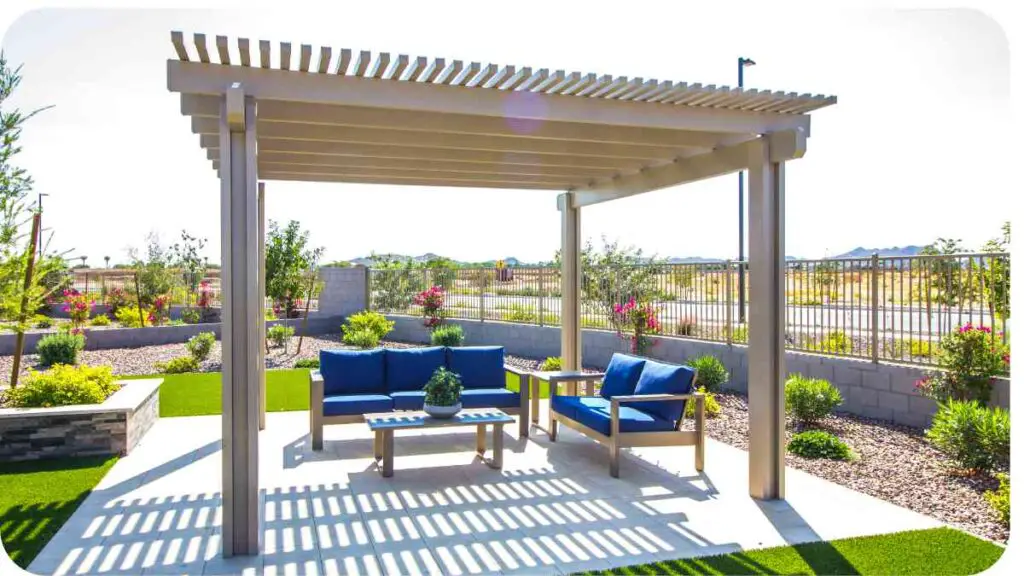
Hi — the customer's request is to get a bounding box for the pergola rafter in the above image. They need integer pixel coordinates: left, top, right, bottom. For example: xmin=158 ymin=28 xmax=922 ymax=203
xmin=166 ymin=30 xmax=836 ymax=559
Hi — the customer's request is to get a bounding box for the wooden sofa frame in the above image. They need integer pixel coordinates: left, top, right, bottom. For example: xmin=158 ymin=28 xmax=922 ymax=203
xmin=548 ymin=375 xmax=705 ymax=478
xmin=310 ymin=364 xmax=532 ymax=450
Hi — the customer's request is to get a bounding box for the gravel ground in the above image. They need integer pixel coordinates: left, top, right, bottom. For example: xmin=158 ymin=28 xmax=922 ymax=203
xmin=705 ymin=390 xmax=1007 ymax=543
xmin=0 ymin=335 xmax=552 ymax=379
xmin=0 ymin=338 xmax=1006 ymax=542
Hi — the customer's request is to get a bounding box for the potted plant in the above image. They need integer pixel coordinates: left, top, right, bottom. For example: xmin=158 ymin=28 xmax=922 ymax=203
xmin=423 ymin=367 xmax=463 ymax=418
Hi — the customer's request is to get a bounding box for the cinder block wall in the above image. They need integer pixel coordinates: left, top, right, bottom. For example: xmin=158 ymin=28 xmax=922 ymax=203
xmin=318 ymin=266 xmax=369 ymax=318
xmin=385 ymin=314 xmax=1010 ymax=429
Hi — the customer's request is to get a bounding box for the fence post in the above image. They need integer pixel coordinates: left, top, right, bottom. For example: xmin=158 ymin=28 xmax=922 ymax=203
xmin=725 ymin=260 xmax=733 ymax=344
xmin=871 ymin=253 xmax=880 ymax=363
xmin=363 ymin=267 xmax=372 ymax=311
xmin=478 ymin=269 xmax=486 ymax=322
xmin=538 ymin=268 xmax=545 ymax=326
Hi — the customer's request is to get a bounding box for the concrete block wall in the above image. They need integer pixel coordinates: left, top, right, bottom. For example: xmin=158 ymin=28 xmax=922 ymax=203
xmin=318 ymin=266 xmax=369 ymax=319
xmin=385 ymin=314 xmax=1010 ymax=429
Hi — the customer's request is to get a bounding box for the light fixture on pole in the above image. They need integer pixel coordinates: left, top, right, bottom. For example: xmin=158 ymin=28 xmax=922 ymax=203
xmin=737 ymin=56 xmax=755 ymax=325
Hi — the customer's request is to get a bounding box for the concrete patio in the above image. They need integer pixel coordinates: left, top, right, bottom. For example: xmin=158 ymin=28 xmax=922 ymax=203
xmin=29 ymin=405 xmax=940 ymax=576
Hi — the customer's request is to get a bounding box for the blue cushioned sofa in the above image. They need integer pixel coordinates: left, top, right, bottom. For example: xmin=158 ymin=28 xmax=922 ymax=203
xmin=549 ymin=353 xmax=705 ymax=477
xmin=309 ymin=346 xmax=530 ymax=450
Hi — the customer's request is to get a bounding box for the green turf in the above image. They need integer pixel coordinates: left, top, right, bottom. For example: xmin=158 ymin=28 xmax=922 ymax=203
xmin=127 ymin=369 xmax=542 ymax=418
xmin=124 ymin=369 xmax=310 ymax=417
xmin=581 ymin=527 xmax=1004 ymax=576
xmin=0 ymin=456 xmax=117 ymax=568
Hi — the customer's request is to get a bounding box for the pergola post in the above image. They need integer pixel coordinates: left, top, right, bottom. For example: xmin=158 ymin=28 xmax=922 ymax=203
xmin=219 ymin=83 xmax=261 ymax=556
xmin=258 ymin=182 xmax=266 ymax=431
xmin=747 ymin=137 xmax=787 ymax=500
xmin=558 ymin=193 xmax=582 ymax=371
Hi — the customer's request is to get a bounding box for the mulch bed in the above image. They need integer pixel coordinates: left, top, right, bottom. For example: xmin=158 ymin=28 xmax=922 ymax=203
xmin=705 ymin=390 xmax=1008 ymax=543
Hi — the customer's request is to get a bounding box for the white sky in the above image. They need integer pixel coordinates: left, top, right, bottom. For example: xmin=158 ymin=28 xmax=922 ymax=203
xmin=0 ymin=4 xmax=1013 ymax=265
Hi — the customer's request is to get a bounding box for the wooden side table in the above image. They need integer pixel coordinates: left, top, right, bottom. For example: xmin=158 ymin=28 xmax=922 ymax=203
xmin=529 ymin=370 xmax=605 ymax=431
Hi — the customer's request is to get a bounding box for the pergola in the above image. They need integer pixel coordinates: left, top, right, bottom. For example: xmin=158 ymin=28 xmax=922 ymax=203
xmin=166 ymin=31 xmax=836 ymax=557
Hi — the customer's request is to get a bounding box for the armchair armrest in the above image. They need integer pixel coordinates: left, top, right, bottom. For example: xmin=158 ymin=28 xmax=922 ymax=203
xmin=504 ymin=364 xmax=532 ymax=377
xmin=310 ymin=370 xmax=324 ymax=405
xmin=611 ymin=392 xmax=701 ymax=404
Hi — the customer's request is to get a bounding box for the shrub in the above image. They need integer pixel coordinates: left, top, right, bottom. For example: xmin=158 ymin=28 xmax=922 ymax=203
xmin=540 ymin=356 xmax=562 ymax=372
xmin=36 ymin=332 xmax=86 ymax=366
xmin=5 ymin=365 xmax=118 ymax=407
xmin=784 ymin=374 xmax=843 ymax=425
xmin=148 ymin=295 xmax=171 ymax=326
xmin=985 ymin=473 xmax=1009 ymax=526
xmin=674 ymin=318 xmax=698 ymax=337
xmin=294 ymin=358 xmax=320 ymax=369
xmin=812 ymin=331 xmax=853 ymax=354
xmin=917 ymin=324 xmax=1009 ymax=404
xmin=103 ymin=286 xmax=131 ymax=316
xmin=731 ymin=325 xmax=748 ymax=343
xmin=431 ymin=324 xmax=465 ymax=347
xmin=925 ymin=400 xmax=1009 ymax=473
xmin=687 ymin=355 xmax=729 ymax=393
xmin=186 ymin=331 xmax=216 ymax=362
xmin=787 ymin=430 xmax=854 ymax=460
xmin=180 ymin=307 xmax=202 ymax=324
xmin=265 ymin=308 xmax=277 ymax=321
xmin=267 ymin=325 xmax=294 ymax=348
xmin=62 ymin=289 xmax=93 ymax=329
xmin=684 ymin=388 xmax=721 ymax=418
xmin=34 ymin=316 xmax=53 ymax=329
xmin=116 ymin=305 xmax=146 ymax=328
xmin=342 ymin=311 xmax=393 ymax=347
xmin=501 ymin=305 xmax=536 ymax=323
xmin=424 ymin=367 xmax=462 ymax=407
xmin=89 ymin=314 xmax=111 ymax=327
xmin=157 ymin=355 xmax=200 ymax=374
xmin=413 ymin=285 xmax=446 ymax=328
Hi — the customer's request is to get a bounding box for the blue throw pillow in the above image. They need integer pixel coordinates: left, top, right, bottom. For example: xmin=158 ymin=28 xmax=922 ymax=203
xmin=320 ymin=349 xmax=386 ymax=395
xmin=385 ymin=347 xmax=446 ymax=392
xmin=630 ymin=360 xmax=695 ymax=424
xmin=446 ymin=346 xmax=504 ymax=390
xmin=599 ymin=353 xmax=647 ymax=399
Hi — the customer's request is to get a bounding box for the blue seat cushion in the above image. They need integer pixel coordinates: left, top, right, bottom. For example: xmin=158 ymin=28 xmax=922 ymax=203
xmin=551 ymin=395 xmax=614 ymax=420
xmin=599 ymin=353 xmax=647 ymax=399
xmin=631 ymin=360 xmax=696 ymax=423
xmin=390 ymin=391 xmax=426 ymax=411
xmin=574 ymin=401 xmax=675 ymax=437
xmin=320 ymin=349 xmax=386 ymax=395
xmin=446 ymin=346 xmax=505 ymax=390
xmin=323 ymin=394 xmax=393 ymax=417
xmin=385 ymin=347 xmax=446 ymax=392
xmin=459 ymin=388 xmax=519 ymax=409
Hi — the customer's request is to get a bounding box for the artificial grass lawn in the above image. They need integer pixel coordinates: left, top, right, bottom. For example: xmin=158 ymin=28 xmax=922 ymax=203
xmin=0 ymin=456 xmax=117 ymax=568
xmin=131 ymin=370 xmax=543 ymax=418
xmin=581 ymin=527 xmax=1004 ymax=576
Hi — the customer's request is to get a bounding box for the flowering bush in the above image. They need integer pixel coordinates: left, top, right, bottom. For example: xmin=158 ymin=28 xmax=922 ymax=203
xmin=148 ymin=294 xmax=171 ymax=326
xmin=612 ymin=296 xmax=661 ymax=355
xmin=103 ymin=287 xmax=131 ymax=316
xmin=916 ymin=323 xmax=1009 ymax=403
xmin=413 ymin=285 xmax=446 ymax=328
xmin=62 ymin=289 xmax=93 ymax=330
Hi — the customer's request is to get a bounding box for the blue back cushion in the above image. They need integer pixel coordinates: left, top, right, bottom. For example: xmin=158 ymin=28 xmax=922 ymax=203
xmin=385 ymin=347 xmax=446 ymax=392
xmin=320 ymin=349 xmax=386 ymax=395
xmin=446 ymin=346 xmax=504 ymax=390
xmin=631 ymin=360 xmax=695 ymax=423
xmin=599 ymin=353 xmax=647 ymax=399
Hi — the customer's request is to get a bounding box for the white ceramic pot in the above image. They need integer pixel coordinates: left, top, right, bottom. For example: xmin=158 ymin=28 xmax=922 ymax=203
xmin=424 ymin=402 xmax=462 ymax=419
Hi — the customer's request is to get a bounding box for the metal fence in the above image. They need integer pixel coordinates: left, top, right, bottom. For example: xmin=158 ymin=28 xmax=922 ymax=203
xmin=369 ymin=252 xmax=1010 ymax=367
xmin=63 ymin=269 xmax=224 ymax=307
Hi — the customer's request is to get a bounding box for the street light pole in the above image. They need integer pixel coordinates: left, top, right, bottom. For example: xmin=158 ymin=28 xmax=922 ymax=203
xmin=737 ymin=57 xmax=755 ymax=325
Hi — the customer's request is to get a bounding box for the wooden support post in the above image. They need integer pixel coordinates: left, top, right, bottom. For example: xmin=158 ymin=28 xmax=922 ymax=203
xmin=9 ymin=213 xmax=41 ymax=389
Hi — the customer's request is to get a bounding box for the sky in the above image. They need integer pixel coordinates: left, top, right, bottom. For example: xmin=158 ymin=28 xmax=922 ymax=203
xmin=0 ymin=4 xmax=1014 ymax=266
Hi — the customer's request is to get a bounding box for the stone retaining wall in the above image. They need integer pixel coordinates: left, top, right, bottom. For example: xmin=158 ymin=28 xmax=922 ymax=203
xmin=386 ymin=315 xmax=1010 ymax=428
xmin=0 ymin=378 xmax=162 ymax=462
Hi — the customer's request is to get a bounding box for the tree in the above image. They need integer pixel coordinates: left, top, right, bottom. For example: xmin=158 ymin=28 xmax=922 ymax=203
xmin=978 ymin=221 xmax=1010 ymax=327
xmin=369 ymin=253 xmax=424 ymax=312
xmin=554 ymin=237 xmax=667 ymax=324
xmin=127 ymin=232 xmax=177 ymax=307
xmin=920 ymin=237 xmax=968 ymax=334
xmin=265 ymin=220 xmax=321 ymax=317
xmin=170 ymin=230 xmax=207 ymax=301
xmin=0 ymin=54 xmax=60 ymax=386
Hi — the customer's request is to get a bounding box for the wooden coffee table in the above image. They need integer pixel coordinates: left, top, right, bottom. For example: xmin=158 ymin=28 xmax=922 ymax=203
xmin=364 ymin=409 xmax=515 ymax=477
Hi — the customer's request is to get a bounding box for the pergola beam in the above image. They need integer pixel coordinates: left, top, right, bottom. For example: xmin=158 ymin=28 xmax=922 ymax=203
xmin=168 ymin=60 xmax=812 ymax=135
xmin=191 ymin=118 xmax=701 ymax=160
xmin=203 ymin=141 xmax=647 ymax=170
xmin=571 ymin=129 xmax=806 ymax=208
xmin=243 ymin=165 xmax=573 ymax=186
xmin=261 ymin=172 xmax=562 ymax=189
xmin=181 ymin=94 xmax=732 ymax=148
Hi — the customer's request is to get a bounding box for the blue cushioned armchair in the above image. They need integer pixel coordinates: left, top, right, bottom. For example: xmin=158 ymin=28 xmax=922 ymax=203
xmin=549 ymin=353 xmax=705 ymax=477
xmin=309 ymin=346 xmax=531 ymax=450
